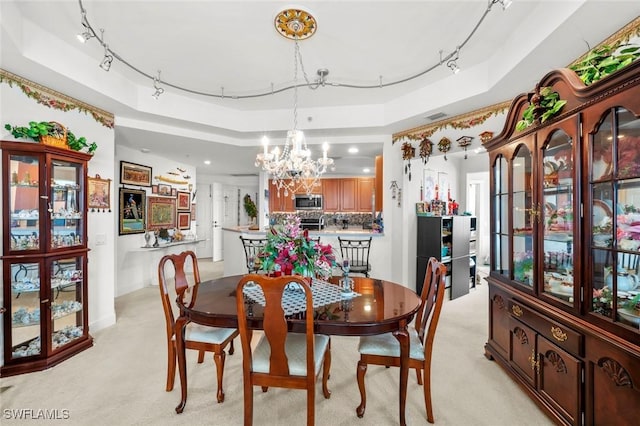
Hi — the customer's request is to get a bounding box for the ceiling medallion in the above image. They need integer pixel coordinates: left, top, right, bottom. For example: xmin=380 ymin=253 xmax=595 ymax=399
xmin=274 ymin=8 xmax=317 ymax=40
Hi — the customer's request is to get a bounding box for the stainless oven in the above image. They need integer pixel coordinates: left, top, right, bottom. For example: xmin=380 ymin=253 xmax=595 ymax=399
xmin=294 ymin=194 xmax=323 ymax=210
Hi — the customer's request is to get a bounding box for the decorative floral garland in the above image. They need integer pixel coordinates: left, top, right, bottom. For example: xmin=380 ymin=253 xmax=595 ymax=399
xmin=392 ymin=101 xmax=510 ymax=143
xmin=0 ymin=69 xmax=114 ymax=129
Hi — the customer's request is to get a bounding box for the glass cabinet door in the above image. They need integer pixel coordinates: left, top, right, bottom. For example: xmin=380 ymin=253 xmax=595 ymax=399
xmin=50 ymin=256 xmax=85 ymax=351
xmin=7 ymin=153 xmax=42 ymax=252
xmin=493 ymin=155 xmax=510 ymax=277
xmin=50 ymin=158 xmax=84 ymax=250
xmin=8 ymin=260 xmax=43 ymax=359
xmin=590 ymin=107 xmax=640 ymax=331
xmin=512 ymin=144 xmax=534 ymax=288
xmin=541 ymin=129 xmax=575 ymax=304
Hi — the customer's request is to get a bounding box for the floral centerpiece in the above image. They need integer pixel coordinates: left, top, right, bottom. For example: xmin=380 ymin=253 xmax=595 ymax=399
xmin=259 ymin=214 xmax=336 ymax=279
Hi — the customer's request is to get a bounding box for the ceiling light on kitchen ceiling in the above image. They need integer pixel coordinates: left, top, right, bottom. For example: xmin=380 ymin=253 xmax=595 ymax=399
xmin=204 ymin=160 xmax=211 ymax=165
xmin=348 ymin=147 xmax=359 ymax=154
xmin=255 ymin=8 xmax=333 ymax=198
xmin=74 ymin=0 xmax=511 ymax=99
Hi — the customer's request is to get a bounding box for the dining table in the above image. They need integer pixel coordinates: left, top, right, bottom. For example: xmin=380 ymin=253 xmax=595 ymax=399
xmin=174 ymin=274 xmax=421 ymax=426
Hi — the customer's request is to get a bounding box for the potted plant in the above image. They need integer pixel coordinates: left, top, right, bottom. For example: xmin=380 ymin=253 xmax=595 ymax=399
xmin=4 ymin=121 xmax=98 ymax=154
xmin=569 ymin=43 xmax=640 ymax=86
xmin=516 ymin=87 xmax=567 ymax=132
xmin=243 ymin=194 xmax=259 ymax=229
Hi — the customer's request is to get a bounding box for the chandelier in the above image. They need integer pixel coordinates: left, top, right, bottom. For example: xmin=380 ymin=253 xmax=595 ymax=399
xmin=255 ymin=8 xmax=333 ymax=198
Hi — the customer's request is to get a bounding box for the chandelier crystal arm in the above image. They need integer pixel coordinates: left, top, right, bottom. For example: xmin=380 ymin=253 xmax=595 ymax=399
xmin=76 ymin=0 xmax=510 ymax=99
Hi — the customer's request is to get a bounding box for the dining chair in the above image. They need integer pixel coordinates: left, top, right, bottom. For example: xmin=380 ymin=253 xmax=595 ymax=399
xmin=239 ymin=236 xmax=268 ymax=273
xmin=158 ymin=250 xmax=239 ymax=403
xmin=338 ymin=237 xmax=372 ymax=277
xmin=355 ymin=257 xmax=446 ymax=423
xmin=236 ymin=274 xmax=331 ymax=426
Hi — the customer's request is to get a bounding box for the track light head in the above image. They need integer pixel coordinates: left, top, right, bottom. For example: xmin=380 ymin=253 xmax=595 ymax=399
xmin=100 ymin=45 xmax=113 ymax=71
xmin=152 ymin=70 xmax=165 ymax=99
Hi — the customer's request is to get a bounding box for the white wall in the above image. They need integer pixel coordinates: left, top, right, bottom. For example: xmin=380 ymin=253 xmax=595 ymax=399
xmin=114 ymin=145 xmax=197 ymax=296
xmin=0 ymin=81 xmax=117 ymax=349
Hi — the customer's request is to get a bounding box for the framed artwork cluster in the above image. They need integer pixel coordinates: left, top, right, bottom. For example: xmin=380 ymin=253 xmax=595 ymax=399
xmin=118 ymin=160 xmax=193 ymax=234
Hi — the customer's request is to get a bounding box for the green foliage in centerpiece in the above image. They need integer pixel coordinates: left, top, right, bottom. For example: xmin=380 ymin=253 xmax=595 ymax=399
xmin=259 ymin=214 xmax=336 ymax=279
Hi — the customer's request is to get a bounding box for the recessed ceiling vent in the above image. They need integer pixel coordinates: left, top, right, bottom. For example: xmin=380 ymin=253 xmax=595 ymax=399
xmin=230 ymin=173 xmax=259 ymax=177
xmin=425 ymin=112 xmax=447 ymax=121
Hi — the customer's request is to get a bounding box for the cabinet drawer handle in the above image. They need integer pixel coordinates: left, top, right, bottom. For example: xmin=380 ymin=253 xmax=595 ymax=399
xmin=551 ymin=326 xmax=568 ymax=342
xmin=512 ymin=304 xmax=523 ymax=317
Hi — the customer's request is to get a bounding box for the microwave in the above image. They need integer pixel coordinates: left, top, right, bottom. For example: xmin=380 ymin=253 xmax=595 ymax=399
xmin=294 ymin=194 xmax=323 ymax=210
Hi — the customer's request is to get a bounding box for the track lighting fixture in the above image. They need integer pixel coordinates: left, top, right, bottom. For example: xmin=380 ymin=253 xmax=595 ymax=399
xmin=99 ymin=42 xmax=113 ymax=71
xmin=76 ymin=10 xmax=93 ymax=43
xmin=491 ymin=0 xmax=513 ymax=11
xmin=447 ymin=59 xmax=460 ymax=74
xmin=152 ymin=71 xmax=165 ymax=99
xmin=75 ymin=0 xmax=510 ymax=99
xmin=441 ymin=47 xmax=461 ymax=74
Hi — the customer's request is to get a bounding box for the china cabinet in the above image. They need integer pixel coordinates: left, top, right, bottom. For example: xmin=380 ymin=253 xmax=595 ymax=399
xmin=1 ymin=141 xmax=93 ymax=376
xmin=484 ymin=60 xmax=640 ymax=425
xmin=416 ymin=215 xmax=475 ymax=299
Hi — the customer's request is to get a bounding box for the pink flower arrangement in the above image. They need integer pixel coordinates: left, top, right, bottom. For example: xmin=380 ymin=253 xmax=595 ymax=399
xmin=259 ymin=214 xmax=336 ymax=279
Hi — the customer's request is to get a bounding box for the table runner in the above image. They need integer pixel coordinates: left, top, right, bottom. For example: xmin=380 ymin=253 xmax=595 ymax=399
xmin=242 ymin=278 xmax=360 ymax=316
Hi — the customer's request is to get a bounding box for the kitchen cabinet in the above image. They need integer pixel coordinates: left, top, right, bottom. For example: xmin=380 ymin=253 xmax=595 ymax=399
xmin=1 ymin=141 xmax=93 ymax=376
xmin=268 ymin=179 xmax=295 ymax=212
xmin=341 ymin=178 xmax=357 ymax=211
xmin=322 ymin=179 xmax=341 ymax=212
xmin=357 ymin=178 xmax=374 ymax=212
xmin=484 ymin=61 xmax=640 ymax=424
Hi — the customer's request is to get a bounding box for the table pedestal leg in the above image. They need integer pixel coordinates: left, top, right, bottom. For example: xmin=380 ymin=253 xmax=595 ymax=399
xmin=393 ymin=323 xmax=410 ymax=426
xmin=175 ymin=316 xmax=188 ymax=413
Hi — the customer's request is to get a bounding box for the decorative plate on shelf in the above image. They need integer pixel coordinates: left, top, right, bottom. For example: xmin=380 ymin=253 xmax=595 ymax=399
xmin=618 ymin=308 xmax=640 ymax=327
xmin=593 ymin=199 xmax=613 ymax=227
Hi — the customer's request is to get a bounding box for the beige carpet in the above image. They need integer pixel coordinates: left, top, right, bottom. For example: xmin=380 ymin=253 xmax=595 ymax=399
xmin=0 ymin=260 xmax=553 ymax=425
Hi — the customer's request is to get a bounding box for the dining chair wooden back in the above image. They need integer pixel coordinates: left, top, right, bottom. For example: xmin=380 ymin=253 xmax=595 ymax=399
xmin=158 ymin=250 xmax=238 ymax=403
xmin=355 ymin=256 xmax=446 ymax=423
xmin=338 ymin=237 xmax=372 ymax=277
xmin=236 ymin=274 xmax=332 ymax=426
xmin=239 ymin=236 xmax=268 ymax=273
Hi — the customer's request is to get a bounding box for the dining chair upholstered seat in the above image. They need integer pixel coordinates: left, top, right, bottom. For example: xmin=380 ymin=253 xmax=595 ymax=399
xmin=355 ymin=257 xmax=446 ymax=423
xmin=239 ymin=236 xmax=268 ymax=273
xmin=338 ymin=237 xmax=372 ymax=277
xmin=158 ymin=250 xmax=238 ymax=403
xmin=236 ymin=274 xmax=331 ymax=426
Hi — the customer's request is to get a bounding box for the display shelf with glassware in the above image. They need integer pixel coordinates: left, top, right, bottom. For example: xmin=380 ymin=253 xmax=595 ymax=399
xmin=1 ymin=141 xmax=93 ymax=377
xmin=484 ymin=61 xmax=640 ymax=425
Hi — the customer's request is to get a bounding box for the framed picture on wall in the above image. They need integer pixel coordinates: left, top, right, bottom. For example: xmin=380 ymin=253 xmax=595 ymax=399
xmin=120 ymin=161 xmax=152 ymax=187
xmin=88 ymin=174 xmax=111 ymax=211
xmin=177 ymin=191 xmax=191 ymax=210
xmin=147 ymin=196 xmax=176 ymax=230
xmin=157 ymin=183 xmax=171 ymax=196
xmin=177 ymin=211 xmax=191 ymax=230
xmin=119 ymin=188 xmax=146 ymax=235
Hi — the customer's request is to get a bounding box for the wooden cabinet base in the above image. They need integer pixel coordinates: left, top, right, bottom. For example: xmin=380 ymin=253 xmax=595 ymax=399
xmin=486 ymin=280 xmax=640 ymax=426
xmin=1 ymin=336 xmax=93 ymax=377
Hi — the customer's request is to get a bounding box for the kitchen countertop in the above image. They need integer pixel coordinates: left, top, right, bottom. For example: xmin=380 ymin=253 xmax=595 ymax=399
xmin=222 ymin=225 xmax=383 ymax=237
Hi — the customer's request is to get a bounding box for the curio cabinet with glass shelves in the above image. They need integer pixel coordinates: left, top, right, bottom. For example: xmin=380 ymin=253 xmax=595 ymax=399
xmin=484 ymin=61 xmax=640 ymax=425
xmin=1 ymin=141 xmax=93 ymax=377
